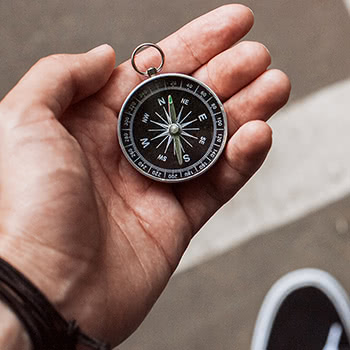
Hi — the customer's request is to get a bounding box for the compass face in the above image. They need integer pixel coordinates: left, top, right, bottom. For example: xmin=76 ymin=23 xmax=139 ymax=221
xmin=118 ymin=73 xmax=227 ymax=183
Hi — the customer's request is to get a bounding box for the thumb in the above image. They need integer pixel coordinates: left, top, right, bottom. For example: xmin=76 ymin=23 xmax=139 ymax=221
xmin=1 ymin=44 xmax=116 ymax=126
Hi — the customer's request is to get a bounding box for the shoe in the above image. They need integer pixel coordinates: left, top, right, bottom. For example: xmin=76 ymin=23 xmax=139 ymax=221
xmin=251 ymin=269 xmax=350 ymax=350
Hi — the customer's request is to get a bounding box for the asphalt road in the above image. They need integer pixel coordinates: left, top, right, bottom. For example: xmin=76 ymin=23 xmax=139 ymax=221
xmin=122 ymin=194 xmax=350 ymax=349
xmin=1 ymin=0 xmax=350 ymax=101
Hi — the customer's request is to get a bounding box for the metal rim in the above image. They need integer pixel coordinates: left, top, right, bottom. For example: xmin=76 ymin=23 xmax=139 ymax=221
xmin=131 ymin=43 xmax=165 ymax=77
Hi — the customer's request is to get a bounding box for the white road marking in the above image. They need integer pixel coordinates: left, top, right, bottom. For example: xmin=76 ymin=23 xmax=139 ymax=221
xmin=343 ymin=0 xmax=350 ymax=15
xmin=178 ymin=79 xmax=350 ymax=273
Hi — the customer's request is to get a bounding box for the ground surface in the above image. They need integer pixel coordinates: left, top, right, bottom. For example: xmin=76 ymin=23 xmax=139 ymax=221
xmin=122 ymin=195 xmax=350 ymax=349
xmin=1 ymin=0 xmax=350 ymax=349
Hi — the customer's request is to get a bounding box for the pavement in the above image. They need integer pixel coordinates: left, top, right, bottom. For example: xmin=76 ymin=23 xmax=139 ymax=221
xmin=1 ymin=0 xmax=350 ymax=349
xmin=122 ymin=195 xmax=350 ymax=349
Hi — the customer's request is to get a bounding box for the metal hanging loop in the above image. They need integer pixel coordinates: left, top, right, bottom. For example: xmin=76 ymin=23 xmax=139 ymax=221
xmin=131 ymin=43 xmax=165 ymax=77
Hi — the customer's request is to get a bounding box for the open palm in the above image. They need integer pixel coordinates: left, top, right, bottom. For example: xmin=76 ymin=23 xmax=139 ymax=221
xmin=0 ymin=5 xmax=290 ymax=347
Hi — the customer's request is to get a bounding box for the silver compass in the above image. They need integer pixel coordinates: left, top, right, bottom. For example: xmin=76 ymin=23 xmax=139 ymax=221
xmin=118 ymin=43 xmax=228 ymax=183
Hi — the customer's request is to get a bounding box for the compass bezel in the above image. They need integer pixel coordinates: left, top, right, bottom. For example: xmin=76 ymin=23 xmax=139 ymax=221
xmin=117 ymin=73 xmax=228 ymax=183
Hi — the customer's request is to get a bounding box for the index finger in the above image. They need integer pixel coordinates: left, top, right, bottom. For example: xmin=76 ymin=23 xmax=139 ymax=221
xmin=98 ymin=4 xmax=254 ymax=111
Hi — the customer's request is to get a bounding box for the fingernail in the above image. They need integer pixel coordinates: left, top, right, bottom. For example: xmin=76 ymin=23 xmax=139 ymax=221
xmin=87 ymin=44 xmax=110 ymax=55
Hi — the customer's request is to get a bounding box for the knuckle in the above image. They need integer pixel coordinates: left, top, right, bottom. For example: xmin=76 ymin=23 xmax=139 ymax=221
xmin=35 ymin=54 xmax=68 ymax=73
xmin=37 ymin=54 xmax=60 ymax=66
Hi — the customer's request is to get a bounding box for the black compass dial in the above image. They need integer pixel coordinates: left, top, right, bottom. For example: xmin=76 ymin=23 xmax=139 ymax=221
xmin=118 ymin=74 xmax=227 ymax=182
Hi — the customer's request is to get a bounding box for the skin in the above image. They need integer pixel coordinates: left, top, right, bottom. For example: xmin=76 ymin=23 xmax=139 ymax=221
xmin=0 ymin=4 xmax=290 ymax=348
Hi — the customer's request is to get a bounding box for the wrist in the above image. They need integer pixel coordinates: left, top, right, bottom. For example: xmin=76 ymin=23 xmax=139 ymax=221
xmin=0 ymin=236 xmax=103 ymax=339
xmin=0 ymin=232 xmax=80 ymax=313
xmin=0 ymin=300 xmax=31 ymax=350
xmin=0 ymin=255 xmax=110 ymax=350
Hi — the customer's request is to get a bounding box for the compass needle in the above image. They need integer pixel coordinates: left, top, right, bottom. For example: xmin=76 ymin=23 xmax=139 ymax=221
xmin=174 ymin=136 xmax=183 ymax=165
xmin=180 ymin=142 xmax=185 ymax=153
xmin=168 ymin=95 xmax=177 ymax=124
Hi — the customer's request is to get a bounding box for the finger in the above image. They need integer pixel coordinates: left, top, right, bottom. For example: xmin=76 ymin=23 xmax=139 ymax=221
xmin=1 ymin=44 xmax=116 ymax=127
xmin=176 ymin=120 xmax=272 ymax=232
xmin=99 ymin=4 xmax=254 ymax=110
xmin=213 ymin=120 xmax=272 ymax=202
xmin=192 ymin=41 xmax=271 ymax=102
xmin=225 ymin=69 xmax=291 ymax=136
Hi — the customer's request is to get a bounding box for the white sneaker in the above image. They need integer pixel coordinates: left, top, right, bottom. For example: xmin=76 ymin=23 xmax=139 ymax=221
xmin=251 ymin=269 xmax=350 ymax=350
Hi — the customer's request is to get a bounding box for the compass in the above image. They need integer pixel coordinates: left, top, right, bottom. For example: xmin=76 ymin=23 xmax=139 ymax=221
xmin=118 ymin=43 xmax=228 ymax=183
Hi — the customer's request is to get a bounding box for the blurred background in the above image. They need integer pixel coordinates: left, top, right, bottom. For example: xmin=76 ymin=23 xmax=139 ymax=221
xmin=1 ymin=0 xmax=350 ymax=349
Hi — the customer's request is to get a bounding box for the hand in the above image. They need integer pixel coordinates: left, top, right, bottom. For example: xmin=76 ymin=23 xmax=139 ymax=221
xmin=0 ymin=4 xmax=290 ymax=347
